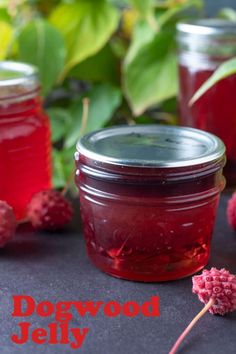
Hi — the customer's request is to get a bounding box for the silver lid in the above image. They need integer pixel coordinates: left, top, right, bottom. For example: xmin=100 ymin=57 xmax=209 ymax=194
xmin=177 ymin=19 xmax=236 ymax=36
xmin=0 ymin=61 xmax=39 ymax=102
xmin=77 ymin=125 xmax=225 ymax=168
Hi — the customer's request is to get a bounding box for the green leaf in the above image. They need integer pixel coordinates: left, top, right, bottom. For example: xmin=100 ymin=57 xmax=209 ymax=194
xmin=123 ymin=29 xmax=177 ymax=115
xmin=123 ymin=0 xmax=198 ymax=116
xmin=69 ymin=44 xmax=119 ymax=84
xmin=0 ymin=8 xmax=11 ymax=22
xmin=0 ymin=21 xmax=13 ymax=59
xmin=217 ymin=8 xmax=236 ymax=21
xmin=129 ymin=0 xmax=159 ymax=31
xmin=65 ymin=83 xmax=122 ymax=148
xmin=125 ymin=20 xmax=156 ymax=64
xmin=53 ymin=149 xmax=67 ymax=188
xmin=129 ymin=0 xmax=153 ymax=16
xmin=53 ymin=147 xmax=77 ymax=192
xmin=50 ymin=0 xmax=120 ymax=78
xmin=18 ymin=20 xmax=66 ymax=95
xmin=190 ymin=57 xmax=236 ymax=106
xmin=157 ymin=0 xmax=204 ymax=27
xmin=47 ymin=108 xmax=72 ymax=143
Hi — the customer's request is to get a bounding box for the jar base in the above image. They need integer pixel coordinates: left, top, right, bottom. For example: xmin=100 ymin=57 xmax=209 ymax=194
xmin=87 ymin=251 xmax=209 ymax=282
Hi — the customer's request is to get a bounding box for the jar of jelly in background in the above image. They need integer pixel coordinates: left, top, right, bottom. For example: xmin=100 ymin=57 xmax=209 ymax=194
xmin=0 ymin=61 xmax=52 ymax=219
xmin=177 ymin=20 xmax=236 ymax=185
xmin=75 ymin=125 xmax=226 ymax=282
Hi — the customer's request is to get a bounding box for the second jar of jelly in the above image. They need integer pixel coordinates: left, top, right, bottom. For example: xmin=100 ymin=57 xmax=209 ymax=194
xmin=75 ymin=125 xmax=225 ymax=282
xmin=0 ymin=61 xmax=52 ymax=219
xmin=177 ymin=20 xmax=236 ymax=185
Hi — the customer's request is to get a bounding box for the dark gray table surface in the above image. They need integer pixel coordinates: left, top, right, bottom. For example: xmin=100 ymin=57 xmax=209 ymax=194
xmin=0 ymin=192 xmax=235 ymax=354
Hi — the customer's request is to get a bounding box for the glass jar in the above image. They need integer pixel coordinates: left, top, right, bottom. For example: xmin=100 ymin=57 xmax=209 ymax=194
xmin=177 ymin=20 xmax=236 ymax=185
xmin=0 ymin=61 xmax=52 ymax=219
xmin=75 ymin=125 xmax=225 ymax=282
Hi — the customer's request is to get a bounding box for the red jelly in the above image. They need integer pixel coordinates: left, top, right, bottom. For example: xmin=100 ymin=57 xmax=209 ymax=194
xmin=0 ymin=62 xmax=52 ymax=219
xmin=75 ymin=125 xmax=225 ymax=282
xmin=177 ymin=20 xmax=236 ymax=185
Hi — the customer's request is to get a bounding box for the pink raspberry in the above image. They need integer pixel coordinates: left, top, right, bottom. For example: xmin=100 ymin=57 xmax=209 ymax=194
xmin=27 ymin=190 xmax=73 ymax=231
xmin=227 ymin=192 xmax=236 ymax=230
xmin=192 ymin=267 xmax=236 ymax=315
xmin=0 ymin=200 xmax=16 ymax=247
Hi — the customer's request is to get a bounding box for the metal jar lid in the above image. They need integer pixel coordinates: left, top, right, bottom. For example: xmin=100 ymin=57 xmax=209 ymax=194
xmin=0 ymin=61 xmax=39 ymax=102
xmin=76 ymin=125 xmax=225 ymax=169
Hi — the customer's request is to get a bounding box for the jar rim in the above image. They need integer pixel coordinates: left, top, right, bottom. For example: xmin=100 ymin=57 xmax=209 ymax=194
xmin=0 ymin=61 xmax=38 ymax=87
xmin=0 ymin=61 xmax=40 ymax=103
xmin=76 ymin=125 xmax=226 ymax=169
xmin=177 ymin=19 xmax=236 ymax=36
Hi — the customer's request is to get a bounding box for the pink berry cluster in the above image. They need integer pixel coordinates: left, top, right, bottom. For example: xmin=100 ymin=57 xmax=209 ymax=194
xmin=0 ymin=190 xmax=73 ymax=248
xmin=169 ymin=268 xmax=236 ymax=354
xmin=192 ymin=267 xmax=236 ymax=315
xmin=0 ymin=201 xmax=17 ymax=247
xmin=27 ymin=190 xmax=73 ymax=231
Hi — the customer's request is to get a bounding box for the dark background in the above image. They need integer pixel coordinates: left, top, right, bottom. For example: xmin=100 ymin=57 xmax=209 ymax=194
xmin=207 ymin=0 xmax=236 ymax=14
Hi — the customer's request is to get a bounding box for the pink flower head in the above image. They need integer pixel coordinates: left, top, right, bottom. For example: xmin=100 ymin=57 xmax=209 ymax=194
xmin=192 ymin=268 xmax=236 ymax=315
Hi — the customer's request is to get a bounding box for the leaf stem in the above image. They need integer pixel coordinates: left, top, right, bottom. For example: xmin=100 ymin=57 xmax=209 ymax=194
xmin=168 ymin=298 xmax=215 ymax=354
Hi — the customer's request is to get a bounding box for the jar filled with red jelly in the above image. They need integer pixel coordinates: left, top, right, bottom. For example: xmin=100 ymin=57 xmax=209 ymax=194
xmin=75 ymin=125 xmax=226 ymax=282
xmin=177 ymin=20 xmax=236 ymax=185
xmin=0 ymin=61 xmax=52 ymax=219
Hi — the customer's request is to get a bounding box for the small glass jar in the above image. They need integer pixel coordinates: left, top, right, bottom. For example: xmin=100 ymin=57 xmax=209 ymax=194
xmin=177 ymin=20 xmax=236 ymax=185
xmin=75 ymin=125 xmax=225 ymax=282
xmin=0 ymin=61 xmax=52 ymax=219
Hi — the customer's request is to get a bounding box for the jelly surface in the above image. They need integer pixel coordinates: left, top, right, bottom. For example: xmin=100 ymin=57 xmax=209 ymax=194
xmin=78 ymin=176 xmax=220 ymax=282
xmin=179 ymin=64 xmax=236 ymax=184
xmin=0 ymin=97 xmax=52 ymax=219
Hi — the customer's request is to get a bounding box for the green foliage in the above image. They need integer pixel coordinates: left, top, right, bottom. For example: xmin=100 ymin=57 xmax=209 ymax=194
xmin=50 ymin=0 xmax=120 ymax=79
xmin=156 ymin=0 xmax=204 ymax=27
xmin=65 ymin=83 xmax=122 ymax=148
xmin=47 ymin=107 xmax=72 ymax=143
xmin=129 ymin=0 xmax=154 ymax=17
xmin=0 ymin=7 xmax=11 ymax=22
xmin=53 ymin=147 xmax=75 ymax=189
xmin=124 ymin=27 xmax=177 ymax=115
xmin=49 ymin=82 xmax=121 ymax=188
xmin=0 ymin=21 xmax=13 ymax=59
xmin=18 ymin=20 xmax=66 ymax=95
xmin=217 ymin=7 xmax=236 ymax=21
xmin=69 ymin=44 xmax=119 ymax=85
xmin=190 ymin=57 xmax=236 ymax=106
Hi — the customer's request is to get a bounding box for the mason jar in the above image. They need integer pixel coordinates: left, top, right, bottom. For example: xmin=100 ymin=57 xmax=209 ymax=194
xmin=0 ymin=61 xmax=52 ymax=219
xmin=75 ymin=125 xmax=225 ymax=282
xmin=177 ymin=19 xmax=236 ymax=185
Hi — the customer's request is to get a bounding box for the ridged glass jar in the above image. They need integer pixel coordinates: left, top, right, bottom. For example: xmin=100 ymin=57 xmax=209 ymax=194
xmin=177 ymin=19 xmax=236 ymax=185
xmin=0 ymin=61 xmax=52 ymax=219
xmin=75 ymin=125 xmax=225 ymax=282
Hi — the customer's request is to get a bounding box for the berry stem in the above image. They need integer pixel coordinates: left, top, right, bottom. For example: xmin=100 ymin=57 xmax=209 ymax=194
xmin=61 ymin=168 xmax=75 ymax=196
xmin=168 ymin=298 xmax=215 ymax=354
xmin=61 ymin=97 xmax=90 ymax=196
xmin=79 ymin=97 xmax=90 ymax=137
